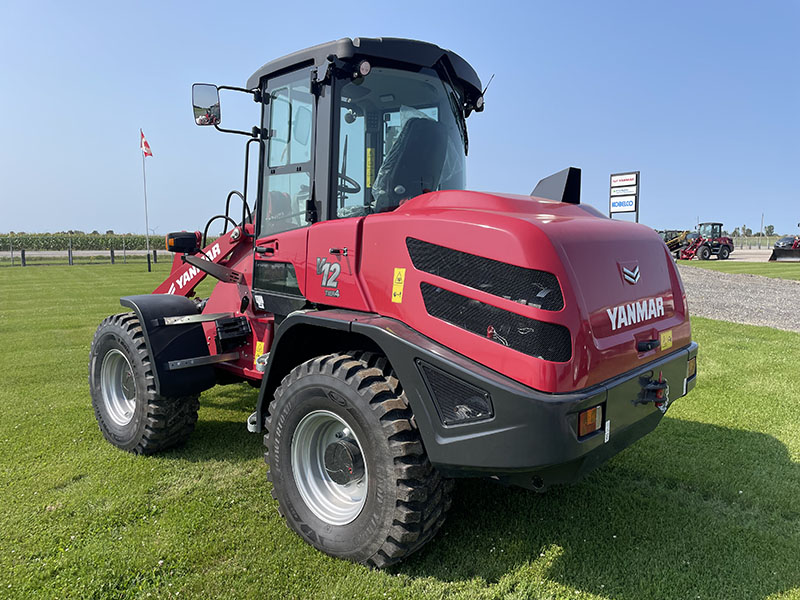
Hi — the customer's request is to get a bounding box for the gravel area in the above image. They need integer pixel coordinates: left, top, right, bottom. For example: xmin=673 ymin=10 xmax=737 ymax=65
xmin=678 ymin=265 xmax=800 ymax=333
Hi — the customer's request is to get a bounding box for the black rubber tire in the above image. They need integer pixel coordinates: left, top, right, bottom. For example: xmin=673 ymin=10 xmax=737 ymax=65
xmin=264 ymin=351 xmax=452 ymax=568
xmin=718 ymin=246 xmax=730 ymax=260
xmin=698 ymin=245 xmax=711 ymax=260
xmin=88 ymin=312 xmax=199 ymax=455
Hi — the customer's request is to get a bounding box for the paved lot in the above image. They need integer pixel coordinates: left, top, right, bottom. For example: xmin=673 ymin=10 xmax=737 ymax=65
xmin=725 ymin=247 xmax=773 ymax=261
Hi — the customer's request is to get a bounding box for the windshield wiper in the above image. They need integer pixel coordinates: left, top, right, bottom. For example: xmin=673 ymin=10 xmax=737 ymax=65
xmin=436 ymin=62 xmax=469 ymax=154
xmin=447 ymin=90 xmax=468 ymax=154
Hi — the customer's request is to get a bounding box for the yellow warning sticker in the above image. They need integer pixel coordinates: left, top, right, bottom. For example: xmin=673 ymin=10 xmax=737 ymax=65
xmin=366 ymin=147 xmax=375 ymax=188
xmin=660 ymin=329 xmax=673 ymax=351
xmin=254 ymin=340 xmax=265 ymax=367
xmin=391 ymin=268 xmax=406 ymax=303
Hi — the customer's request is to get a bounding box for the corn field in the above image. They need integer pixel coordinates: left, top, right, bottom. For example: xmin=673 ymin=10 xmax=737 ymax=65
xmin=0 ymin=233 xmax=151 ymax=251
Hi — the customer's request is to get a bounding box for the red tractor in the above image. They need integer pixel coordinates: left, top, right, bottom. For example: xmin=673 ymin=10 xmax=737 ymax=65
xmin=679 ymin=222 xmax=734 ymax=260
xmin=88 ymin=38 xmax=698 ymax=567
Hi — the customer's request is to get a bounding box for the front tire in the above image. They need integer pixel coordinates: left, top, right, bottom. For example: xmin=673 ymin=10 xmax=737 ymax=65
xmin=698 ymin=245 xmax=711 ymax=260
xmin=265 ymin=351 xmax=452 ymax=568
xmin=88 ymin=313 xmax=199 ymax=454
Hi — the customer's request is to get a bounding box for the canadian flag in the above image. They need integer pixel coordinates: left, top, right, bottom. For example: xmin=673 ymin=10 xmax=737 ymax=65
xmin=140 ymin=129 xmax=153 ymax=157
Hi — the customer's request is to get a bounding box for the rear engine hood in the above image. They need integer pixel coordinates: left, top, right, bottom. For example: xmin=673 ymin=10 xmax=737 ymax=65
xmin=359 ymin=190 xmax=692 ymax=393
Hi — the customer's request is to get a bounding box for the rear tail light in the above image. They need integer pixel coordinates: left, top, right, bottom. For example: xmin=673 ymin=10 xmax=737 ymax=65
xmin=687 ymin=356 xmax=697 ymax=379
xmin=578 ymin=405 xmax=603 ymax=437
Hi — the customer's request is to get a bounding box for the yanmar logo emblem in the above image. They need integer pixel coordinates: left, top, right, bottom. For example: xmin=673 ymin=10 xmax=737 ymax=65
xmin=619 ymin=261 xmax=640 ymax=285
xmin=607 ymin=297 xmax=665 ymax=331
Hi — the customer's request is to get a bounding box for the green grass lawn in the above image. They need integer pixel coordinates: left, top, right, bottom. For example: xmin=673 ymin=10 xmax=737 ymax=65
xmin=1 ymin=264 xmax=798 ymax=599
xmin=678 ymin=259 xmax=800 ymax=281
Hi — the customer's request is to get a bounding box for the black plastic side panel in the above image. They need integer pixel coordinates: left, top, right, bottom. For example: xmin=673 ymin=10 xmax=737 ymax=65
xmin=255 ymin=309 xmax=600 ymax=470
xmin=256 ymin=310 xmax=695 ymax=483
xmin=120 ymin=295 xmax=216 ymax=397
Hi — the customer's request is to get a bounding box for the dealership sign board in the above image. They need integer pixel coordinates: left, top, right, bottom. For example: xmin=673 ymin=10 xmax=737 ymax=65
xmin=609 ymin=171 xmax=640 ymax=221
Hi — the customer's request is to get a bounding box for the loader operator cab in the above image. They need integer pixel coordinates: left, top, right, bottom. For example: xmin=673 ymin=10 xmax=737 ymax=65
xmin=192 ymin=38 xmax=484 ymax=239
xmin=698 ymin=222 xmax=722 ymax=240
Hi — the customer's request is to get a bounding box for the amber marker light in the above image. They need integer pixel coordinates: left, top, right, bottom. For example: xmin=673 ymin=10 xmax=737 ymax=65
xmin=687 ymin=356 xmax=697 ymax=379
xmin=578 ymin=405 xmax=604 ymax=437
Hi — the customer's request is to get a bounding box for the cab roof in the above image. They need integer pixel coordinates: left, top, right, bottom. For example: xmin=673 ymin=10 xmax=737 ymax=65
xmin=245 ymin=37 xmax=482 ymax=102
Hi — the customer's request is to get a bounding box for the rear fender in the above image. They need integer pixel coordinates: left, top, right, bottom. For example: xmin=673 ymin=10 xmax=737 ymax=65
xmin=254 ymin=309 xmax=527 ymax=469
xmin=120 ymin=294 xmax=216 ymax=396
xmin=255 ymin=310 xmax=444 ymax=440
xmin=255 ymin=310 xmax=378 ymax=429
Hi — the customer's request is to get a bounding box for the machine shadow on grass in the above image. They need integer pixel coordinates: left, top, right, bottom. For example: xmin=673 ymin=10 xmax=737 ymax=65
xmin=163 ymin=384 xmax=261 ymax=463
xmin=397 ymin=417 xmax=800 ymax=599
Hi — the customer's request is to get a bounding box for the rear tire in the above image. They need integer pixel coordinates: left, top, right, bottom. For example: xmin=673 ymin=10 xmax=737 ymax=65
xmin=264 ymin=351 xmax=452 ymax=568
xmin=698 ymin=245 xmax=711 ymax=260
xmin=718 ymin=246 xmax=730 ymax=260
xmin=88 ymin=313 xmax=199 ymax=454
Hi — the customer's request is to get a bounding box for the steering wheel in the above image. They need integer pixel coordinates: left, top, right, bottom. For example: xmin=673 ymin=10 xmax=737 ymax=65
xmin=266 ymin=209 xmax=307 ymax=222
xmin=338 ymin=173 xmax=361 ymax=195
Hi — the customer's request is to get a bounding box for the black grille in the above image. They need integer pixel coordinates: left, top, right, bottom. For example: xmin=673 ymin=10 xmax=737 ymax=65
xmin=417 ymin=361 xmax=493 ymax=425
xmin=407 ymin=238 xmax=563 ymax=311
xmin=420 ymin=283 xmax=572 ymax=362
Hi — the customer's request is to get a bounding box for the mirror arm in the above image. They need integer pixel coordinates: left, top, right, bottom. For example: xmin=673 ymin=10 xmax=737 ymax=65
xmin=217 ymin=85 xmax=258 ymax=96
xmin=208 ymin=85 xmax=265 ymax=136
xmin=213 ymin=124 xmax=262 ymax=138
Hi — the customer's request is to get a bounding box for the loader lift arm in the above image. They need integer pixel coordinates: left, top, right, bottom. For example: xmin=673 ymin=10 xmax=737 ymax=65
xmin=153 ymin=223 xmax=255 ymax=297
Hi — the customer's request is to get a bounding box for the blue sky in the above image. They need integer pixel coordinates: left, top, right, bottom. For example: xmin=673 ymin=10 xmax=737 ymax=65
xmin=1 ymin=0 xmax=797 ymax=235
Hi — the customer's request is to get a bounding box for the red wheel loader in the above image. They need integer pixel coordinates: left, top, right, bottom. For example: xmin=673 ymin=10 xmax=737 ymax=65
xmin=89 ymin=37 xmax=698 ymax=567
xmin=679 ymin=222 xmax=734 ymax=260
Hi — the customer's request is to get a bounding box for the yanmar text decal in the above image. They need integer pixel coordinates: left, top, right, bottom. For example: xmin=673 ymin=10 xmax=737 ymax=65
xmin=166 ymin=243 xmax=221 ymax=294
xmin=606 ymin=297 xmax=665 ymax=331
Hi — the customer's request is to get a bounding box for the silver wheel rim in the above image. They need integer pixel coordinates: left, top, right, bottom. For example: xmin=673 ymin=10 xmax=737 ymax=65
xmin=100 ymin=349 xmax=136 ymax=427
xmin=291 ymin=410 xmax=368 ymax=525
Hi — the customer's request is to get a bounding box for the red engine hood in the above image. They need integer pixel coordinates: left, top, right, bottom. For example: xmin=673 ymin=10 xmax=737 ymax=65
xmin=355 ymin=190 xmax=692 ymax=393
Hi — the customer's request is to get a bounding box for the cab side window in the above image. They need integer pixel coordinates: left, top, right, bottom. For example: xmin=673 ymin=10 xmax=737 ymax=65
xmin=261 ymin=71 xmax=314 ymax=237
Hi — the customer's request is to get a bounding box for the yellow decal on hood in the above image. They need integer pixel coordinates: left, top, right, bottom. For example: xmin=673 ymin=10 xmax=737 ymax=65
xmin=391 ymin=268 xmax=406 ymax=303
xmin=660 ymin=329 xmax=673 ymax=351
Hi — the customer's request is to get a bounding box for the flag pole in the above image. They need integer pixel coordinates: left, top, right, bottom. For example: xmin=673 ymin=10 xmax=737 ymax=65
xmin=141 ymin=129 xmax=151 ymax=272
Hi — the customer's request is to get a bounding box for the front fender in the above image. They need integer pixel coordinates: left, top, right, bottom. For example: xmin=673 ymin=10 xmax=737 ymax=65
xmin=120 ymin=294 xmax=216 ymax=397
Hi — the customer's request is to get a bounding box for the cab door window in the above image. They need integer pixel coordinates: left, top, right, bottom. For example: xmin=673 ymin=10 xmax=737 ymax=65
xmin=261 ymin=71 xmax=314 ymax=238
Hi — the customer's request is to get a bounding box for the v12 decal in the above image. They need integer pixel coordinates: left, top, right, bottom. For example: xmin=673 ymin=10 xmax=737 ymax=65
xmin=316 ymin=257 xmax=341 ymax=297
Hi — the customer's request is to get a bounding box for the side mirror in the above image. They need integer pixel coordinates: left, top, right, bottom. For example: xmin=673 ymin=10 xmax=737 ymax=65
xmin=192 ymin=83 xmax=221 ymax=126
xmin=293 ymin=106 xmax=312 ymax=146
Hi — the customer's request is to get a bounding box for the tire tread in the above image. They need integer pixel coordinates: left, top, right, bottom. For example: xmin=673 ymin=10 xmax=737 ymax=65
xmin=89 ymin=312 xmax=200 ymax=455
xmin=264 ymin=350 xmax=452 ymax=568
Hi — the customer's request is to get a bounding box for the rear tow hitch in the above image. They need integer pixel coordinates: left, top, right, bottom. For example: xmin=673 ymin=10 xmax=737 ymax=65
xmin=636 ymin=371 xmax=670 ymax=413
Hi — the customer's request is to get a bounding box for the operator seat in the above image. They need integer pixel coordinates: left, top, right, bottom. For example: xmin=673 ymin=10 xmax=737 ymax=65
xmin=264 ymin=190 xmax=294 ymax=231
xmin=372 ymin=117 xmax=448 ymax=213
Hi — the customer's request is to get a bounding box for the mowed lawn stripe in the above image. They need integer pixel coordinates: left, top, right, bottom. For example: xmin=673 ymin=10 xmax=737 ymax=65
xmin=0 ymin=264 xmax=798 ymax=599
xmin=679 ymin=259 xmax=800 ymax=280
